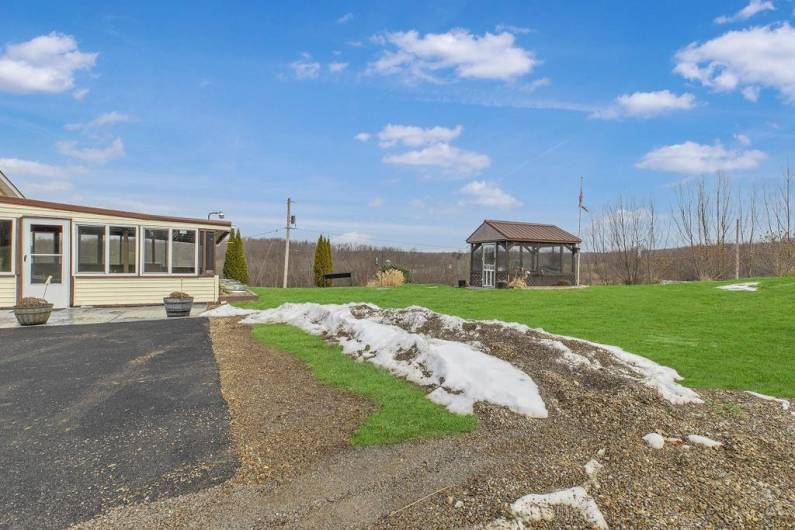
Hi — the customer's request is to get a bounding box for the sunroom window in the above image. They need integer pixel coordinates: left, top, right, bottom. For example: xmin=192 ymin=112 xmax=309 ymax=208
xmin=144 ymin=228 xmax=169 ymax=273
xmin=109 ymin=226 xmax=136 ymax=274
xmin=171 ymin=229 xmax=196 ymax=274
xmin=0 ymin=220 xmax=12 ymax=273
xmin=77 ymin=225 xmax=105 ymax=273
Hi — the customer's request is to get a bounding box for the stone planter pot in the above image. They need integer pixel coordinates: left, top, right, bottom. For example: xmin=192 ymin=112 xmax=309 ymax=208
xmin=164 ymin=297 xmax=194 ymax=318
xmin=14 ymin=304 xmax=54 ymax=326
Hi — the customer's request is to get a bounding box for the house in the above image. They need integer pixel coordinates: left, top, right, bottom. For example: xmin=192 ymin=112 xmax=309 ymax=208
xmin=0 ymin=170 xmax=231 ymax=309
xmin=466 ymin=219 xmax=581 ymax=287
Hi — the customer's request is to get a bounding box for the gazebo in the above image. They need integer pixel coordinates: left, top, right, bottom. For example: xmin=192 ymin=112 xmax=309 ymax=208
xmin=466 ymin=220 xmax=581 ymax=287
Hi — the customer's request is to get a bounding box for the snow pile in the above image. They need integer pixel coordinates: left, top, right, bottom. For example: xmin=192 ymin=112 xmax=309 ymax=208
xmin=744 ymin=391 xmax=791 ymax=411
xmin=201 ymin=304 xmax=258 ymax=317
xmin=377 ymin=305 xmax=701 ymax=405
xmin=643 ymin=432 xmax=665 ymax=449
xmin=687 ymin=434 xmax=723 ymax=448
xmin=508 ymin=486 xmax=609 ymax=529
xmin=540 ymin=338 xmax=602 ymax=370
xmin=241 ymin=303 xmax=548 ymax=418
xmin=717 ymin=282 xmax=758 ymax=292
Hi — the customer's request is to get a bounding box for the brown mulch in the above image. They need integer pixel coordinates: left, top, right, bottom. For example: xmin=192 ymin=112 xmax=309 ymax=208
xmin=210 ymin=318 xmax=374 ymax=485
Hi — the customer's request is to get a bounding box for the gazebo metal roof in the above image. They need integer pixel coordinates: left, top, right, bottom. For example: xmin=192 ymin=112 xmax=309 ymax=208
xmin=466 ymin=220 xmax=581 ymax=245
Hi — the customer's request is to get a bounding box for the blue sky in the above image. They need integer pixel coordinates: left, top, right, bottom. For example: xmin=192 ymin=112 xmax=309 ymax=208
xmin=2 ymin=1 xmax=795 ymax=250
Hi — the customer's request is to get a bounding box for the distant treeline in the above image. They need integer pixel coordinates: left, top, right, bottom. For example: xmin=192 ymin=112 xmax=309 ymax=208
xmin=218 ymin=238 xmax=470 ymax=287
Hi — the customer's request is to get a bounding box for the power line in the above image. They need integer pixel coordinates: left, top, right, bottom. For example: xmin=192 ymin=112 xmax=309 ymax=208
xmin=290 ymin=226 xmax=468 ymax=252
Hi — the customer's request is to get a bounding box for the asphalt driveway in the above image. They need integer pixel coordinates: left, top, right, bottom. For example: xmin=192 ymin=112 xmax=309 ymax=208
xmin=0 ymin=318 xmax=237 ymax=529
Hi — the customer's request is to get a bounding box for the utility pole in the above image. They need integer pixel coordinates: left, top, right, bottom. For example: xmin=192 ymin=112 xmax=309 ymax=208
xmin=735 ymin=218 xmax=740 ymax=279
xmin=282 ymin=198 xmax=293 ymax=288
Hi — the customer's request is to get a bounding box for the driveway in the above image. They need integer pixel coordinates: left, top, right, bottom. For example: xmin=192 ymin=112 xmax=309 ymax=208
xmin=0 ymin=319 xmax=237 ymax=529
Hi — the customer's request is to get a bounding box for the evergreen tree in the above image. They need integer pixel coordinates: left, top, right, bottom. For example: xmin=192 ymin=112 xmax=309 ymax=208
xmin=312 ymin=235 xmax=334 ymax=287
xmin=222 ymin=228 xmax=238 ymax=280
xmin=313 ymin=235 xmax=326 ymax=287
xmin=323 ymin=236 xmax=334 ymax=283
xmin=235 ymin=230 xmax=250 ymax=285
xmin=222 ymin=229 xmax=250 ymax=284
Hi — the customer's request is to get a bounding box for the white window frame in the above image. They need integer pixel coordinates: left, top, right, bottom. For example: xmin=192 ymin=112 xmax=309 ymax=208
xmin=73 ymin=223 xmax=108 ymax=276
xmin=0 ymin=217 xmax=16 ymax=276
xmin=107 ymin=224 xmax=139 ymax=276
xmin=141 ymin=226 xmax=199 ymax=276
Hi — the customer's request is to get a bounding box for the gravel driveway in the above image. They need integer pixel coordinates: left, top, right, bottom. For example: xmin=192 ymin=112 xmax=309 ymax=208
xmin=0 ymin=319 xmax=237 ymax=529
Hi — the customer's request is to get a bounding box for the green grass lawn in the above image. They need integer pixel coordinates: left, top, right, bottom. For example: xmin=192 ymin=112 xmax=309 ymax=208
xmin=252 ymin=324 xmax=477 ymax=446
xmin=245 ymin=277 xmax=795 ymax=397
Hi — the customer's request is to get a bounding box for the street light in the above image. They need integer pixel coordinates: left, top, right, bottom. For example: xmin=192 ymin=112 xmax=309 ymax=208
xmin=208 ymin=211 xmax=225 ymax=220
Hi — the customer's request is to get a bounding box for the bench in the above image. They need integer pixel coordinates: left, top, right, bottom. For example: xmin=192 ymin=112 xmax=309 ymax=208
xmin=322 ymin=272 xmax=353 ymax=286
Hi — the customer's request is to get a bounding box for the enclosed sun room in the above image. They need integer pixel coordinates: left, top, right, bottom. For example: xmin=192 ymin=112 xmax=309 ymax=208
xmin=467 ymin=220 xmax=581 ymax=288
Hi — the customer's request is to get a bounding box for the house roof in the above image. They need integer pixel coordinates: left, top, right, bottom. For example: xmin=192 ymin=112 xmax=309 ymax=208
xmin=0 ymin=196 xmax=232 ymax=228
xmin=467 ymin=219 xmax=581 ymax=245
xmin=0 ymin=170 xmax=24 ymax=198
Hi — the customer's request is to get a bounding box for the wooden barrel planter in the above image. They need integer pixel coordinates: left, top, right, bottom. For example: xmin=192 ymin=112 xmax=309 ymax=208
xmin=14 ymin=304 xmax=54 ymax=326
xmin=164 ymin=292 xmax=194 ymax=318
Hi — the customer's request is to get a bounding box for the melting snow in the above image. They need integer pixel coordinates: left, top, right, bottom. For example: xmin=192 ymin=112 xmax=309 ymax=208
xmin=744 ymin=391 xmax=791 ymax=411
xmin=687 ymin=434 xmax=723 ymax=448
xmin=241 ymin=303 xmax=548 ymax=418
xmin=717 ymin=282 xmax=758 ymax=292
xmin=201 ymin=304 xmax=258 ymax=317
xmin=374 ymin=306 xmax=701 ymax=405
xmin=208 ymin=302 xmax=702 ymax=407
xmin=643 ymin=432 xmax=665 ymax=449
xmin=508 ymin=486 xmax=609 ymax=529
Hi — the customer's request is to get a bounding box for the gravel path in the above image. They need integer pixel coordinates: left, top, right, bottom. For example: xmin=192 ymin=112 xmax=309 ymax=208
xmin=73 ymin=313 xmax=795 ymax=529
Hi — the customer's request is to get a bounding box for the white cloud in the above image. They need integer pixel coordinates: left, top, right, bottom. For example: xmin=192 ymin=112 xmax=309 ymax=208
xmin=354 ymin=132 xmax=371 ymax=142
xmin=368 ymin=28 xmax=537 ymax=82
xmin=333 ymin=231 xmax=371 ymax=245
xmin=383 ymin=143 xmax=490 ymax=177
xmin=459 ymin=180 xmax=520 ymax=209
xmin=337 ymin=13 xmax=354 ymax=24
xmin=674 ymin=23 xmax=795 ymax=102
xmin=72 ymin=88 xmax=89 ymax=100
xmin=494 ymin=24 xmax=533 ymax=35
xmin=66 ymin=111 xmax=133 ymax=130
xmin=0 ymin=32 xmax=97 ymax=94
xmin=377 ymin=124 xmax=463 ymax=148
xmin=593 ymin=90 xmax=696 ymax=119
xmin=288 ymin=55 xmax=321 ymax=79
xmin=56 ymin=137 xmax=125 ymax=164
xmin=734 ymin=133 xmax=752 ymax=145
xmin=329 ymin=61 xmax=348 ymax=73
xmin=636 ymin=141 xmax=767 ymax=174
xmin=369 ymin=197 xmax=383 ymax=208
xmin=0 ymin=157 xmax=69 ymax=178
xmin=715 ymin=0 xmax=775 ymax=24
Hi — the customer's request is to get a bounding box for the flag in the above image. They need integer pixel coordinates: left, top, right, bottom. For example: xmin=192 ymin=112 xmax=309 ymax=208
xmin=578 ymin=179 xmax=589 ymax=212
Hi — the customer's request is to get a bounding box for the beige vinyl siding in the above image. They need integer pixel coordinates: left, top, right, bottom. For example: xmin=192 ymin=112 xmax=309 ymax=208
xmin=0 ymin=276 xmax=16 ymax=308
xmin=74 ymin=276 xmax=219 ymax=306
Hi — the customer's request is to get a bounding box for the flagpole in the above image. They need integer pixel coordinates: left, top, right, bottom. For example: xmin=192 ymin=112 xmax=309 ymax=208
xmin=576 ymin=177 xmax=583 ymax=286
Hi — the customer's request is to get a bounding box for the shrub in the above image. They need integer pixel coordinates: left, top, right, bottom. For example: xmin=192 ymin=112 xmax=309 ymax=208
xmin=367 ymin=268 xmax=405 ymax=287
xmin=381 ymin=264 xmax=412 ymax=283
xmin=508 ymin=277 xmax=528 ymax=289
xmin=223 ymin=229 xmax=250 ymax=285
xmin=313 ymin=235 xmax=334 ymax=287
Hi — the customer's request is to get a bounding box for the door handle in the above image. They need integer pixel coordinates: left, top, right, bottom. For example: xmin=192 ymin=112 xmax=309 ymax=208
xmin=23 ymin=254 xmax=27 ymax=262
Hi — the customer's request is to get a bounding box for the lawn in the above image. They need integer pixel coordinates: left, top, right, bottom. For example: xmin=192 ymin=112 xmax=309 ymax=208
xmin=252 ymin=324 xmax=477 ymax=446
xmin=245 ymin=277 xmax=795 ymax=397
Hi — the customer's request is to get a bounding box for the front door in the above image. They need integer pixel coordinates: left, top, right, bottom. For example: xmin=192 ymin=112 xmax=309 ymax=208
xmin=22 ymin=219 xmax=71 ymax=308
xmin=482 ymin=243 xmax=496 ymax=288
